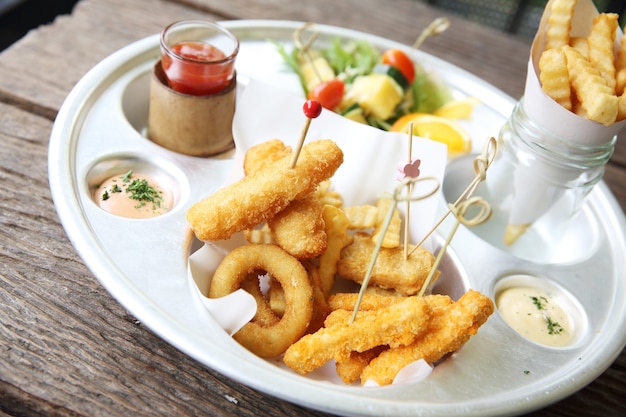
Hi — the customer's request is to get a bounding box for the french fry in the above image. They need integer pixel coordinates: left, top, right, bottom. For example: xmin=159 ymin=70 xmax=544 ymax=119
xmin=587 ymin=13 xmax=619 ymax=92
xmin=342 ymin=204 xmax=378 ymax=229
xmin=546 ymin=0 xmax=577 ymax=50
xmin=539 ymin=47 xmax=573 ymax=110
xmin=615 ymin=28 xmax=626 ymax=96
xmin=318 ymin=205 xmax=351 ymax=297
xmin=563 ymin=46 xmax=618 ymax=125
xmin=569 ymin=36 xmax=589 ymax=57
xmin=314 ymin=180 xmax=343 ymax=208
xmin=243 ymin=223 xmax=275 ymax=244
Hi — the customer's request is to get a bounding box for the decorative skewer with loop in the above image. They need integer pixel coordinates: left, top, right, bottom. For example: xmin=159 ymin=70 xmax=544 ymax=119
xmin=350 ymin=137 xmax=498 ymax=321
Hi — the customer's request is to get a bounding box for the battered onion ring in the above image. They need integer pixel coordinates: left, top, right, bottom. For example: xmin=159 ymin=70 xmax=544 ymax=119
xmin=209 ymin=244 xmax=313 ymax=358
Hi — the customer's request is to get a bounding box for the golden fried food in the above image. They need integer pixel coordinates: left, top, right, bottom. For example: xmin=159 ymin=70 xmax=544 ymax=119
xmin=337 ymin=232 xmax=436 ymax=296
xmin=563 ymin=45 xmax=618 ymax=125
xmin=371 ymin=197 xmax=402 ymax=248
xmin=243 ymin=138 xmax=292 ymax=175
xmin=328 ymin=292 xmax=406 ymax=311
xmin=615 ymin=33 xmax=626 ymax=96
xmin=318 ymin=205 xmax=352 ymax=297
xmin=343 ymin=204 xmax=378 ymax=229
xmin=569 ymin=36 xmax=589 ymax=57
xmin=282 ymin=296 xmax=431 ymax=375
xmin=360 ymin=290 xmax=493 ymax=385
xmin=539 ymin=47 xmax=573 ymax=110
xmin=314 ymin=180 xmax=343 ymax=208
xmin=586 ymin=13 xmax=619 ymax=92
xmin=268 ymin=194 xmax=327 ymax=259
xmin=546 ymin=0 xmax=577 ymax=50
xmin=335 ymin=346 xmax=388 ymax=384
xmin=209 ymin=244 xmax=313 ymax=358
xmin=187 ymin=139 xmax=344 ymax=241
xmin=303 ymin=260 xmax=331 ymax=334
xmin=243 ymin=223 xmax=275 ymax=244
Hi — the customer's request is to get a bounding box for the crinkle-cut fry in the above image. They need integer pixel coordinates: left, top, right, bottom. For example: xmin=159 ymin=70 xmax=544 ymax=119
xmin=283 ymin=296 xmax=431 ymax=375
xmin=243 ymin=138 xmax=292 ymax=175
xmin=569 ymin=36 xmax=588 ymax=57
xmin=587 ymin=13 xmax=619 ymax=92
xmin=187 ymin=139 xmax=344 ymax=241
xmin=343 ymin=204 xmax=378 ymax=229
xmin=546 ymin=0 xmax=577 ymax=50
xmin=371 ymin=197 xmax=402 ymax=248
xmin=539 ymin=47 xmax=573 ymax=110
xmin=268 ymin=194 xmax=327 ymax=259
xmin=360 ymin=290 xmax=494 ymax=386
xmin=335 ymin=346 xmax=388 ymax=385
xmin=614 ymin=28 xmax=626 ymax=96
xmin=318 ymin=205 xmax=351 ymax=297
xmin=337 ymin=233 xmax=436 ymax=296
xmin=617 ymin=92 xmax=626 ymax=121
xmin=243 ymin=223 xmax=275 ymax=244
xmin=315 ymin=180 xmax=343 ymax=208
xmin=563 ymin=46 xmax=618 ymax=125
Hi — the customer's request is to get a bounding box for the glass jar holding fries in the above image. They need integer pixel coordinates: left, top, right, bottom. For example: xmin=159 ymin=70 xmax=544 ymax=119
xmin=472 ymin=99 xmax=617 ymax=263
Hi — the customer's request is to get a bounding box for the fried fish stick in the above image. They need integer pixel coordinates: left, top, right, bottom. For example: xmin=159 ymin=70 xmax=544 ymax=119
xmin=335 ymin=346 xmax=388 ymax=384
xmin=187 ymin=139 xmax=344 ymax=241
xmin=268 ymin=194 xmax=327 ymax=259
xmin=328 ymin=292 xmax=451 ymax=312
xmin=243 ymin=138 xmax=292 ymax=175
xmin=283 ymin=296 xmax=431 ymax=375
xmin=360 ymin=290 xmax=494 ymax=386
xmin=337 ymin=233 xmax=436 ymax=296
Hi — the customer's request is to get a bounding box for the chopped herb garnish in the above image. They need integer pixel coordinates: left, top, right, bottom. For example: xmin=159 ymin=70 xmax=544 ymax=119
xmin=126 ymin=178 xmax=164 ymax=209
xmin=99 ymin=170 xmax=166 ymax=212
xmin=531 ymin=296 xmax=548 ymax=310
xmin=121 ymin=169 xmax=134 ymax=183
xmin=529 ymin=294 xmax=565 ymax=336
xmin=523 ymin=370 xmax=530 ymax=375
xmin=547 ymin=317 xmax=564 ymax=335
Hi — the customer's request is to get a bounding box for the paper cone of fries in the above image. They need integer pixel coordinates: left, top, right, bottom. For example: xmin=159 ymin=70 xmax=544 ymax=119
xmin=502 ymin=0 xmax=626 ymax=246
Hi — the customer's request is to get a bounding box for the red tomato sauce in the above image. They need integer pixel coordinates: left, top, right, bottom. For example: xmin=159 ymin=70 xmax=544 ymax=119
xmin=161 ymin=41 xmax=234 ymax=96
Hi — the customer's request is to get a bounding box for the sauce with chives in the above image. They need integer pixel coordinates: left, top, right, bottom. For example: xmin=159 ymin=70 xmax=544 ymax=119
xmin=94 ymin=170 xmax=172 ymax=219
xmin=496 ymin=286 xmax=573 ymax=347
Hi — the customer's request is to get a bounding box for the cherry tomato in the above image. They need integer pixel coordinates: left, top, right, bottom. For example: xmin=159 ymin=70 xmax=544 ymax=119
xmin=303 ymin=99 xmax=322 ymax=119
xmin=382 ymin=49 xmax=415 ymax=84
xmin=307 ymin=79 xmax=345 ymax=110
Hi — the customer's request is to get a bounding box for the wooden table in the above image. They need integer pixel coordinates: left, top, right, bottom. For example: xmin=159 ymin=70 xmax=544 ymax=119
xmin=0 ymin=0 xmax=624 ymax=416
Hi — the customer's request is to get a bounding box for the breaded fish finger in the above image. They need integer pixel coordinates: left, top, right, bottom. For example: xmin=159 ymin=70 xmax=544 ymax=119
xmin=243 ymin=138 xmax=292 ymax=176
xmin=337 ymin=233 xmax=436 ymax=295
xmin=283 ymin=296 xmax=430 ymax=375
xmin=268 ymin=194 xmax=327 ymax=259
xmin=187 ymin=139 xmax=344 ymax=241
xmin=360 ymin=290 xmax=494 ymax=386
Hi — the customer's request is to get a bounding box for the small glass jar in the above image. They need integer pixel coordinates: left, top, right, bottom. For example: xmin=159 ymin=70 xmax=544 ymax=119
xmin=472 ymin=98 xmax=616 ymax=263
xmin=160 ymin=20 xmax=239 ymax=96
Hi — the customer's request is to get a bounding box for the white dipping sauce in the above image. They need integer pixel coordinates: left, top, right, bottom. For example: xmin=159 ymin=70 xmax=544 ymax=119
xmin=496 ymin=286 xmax=573 ymax=347
xmin=93 ymin=170 xmax=173 ymax=219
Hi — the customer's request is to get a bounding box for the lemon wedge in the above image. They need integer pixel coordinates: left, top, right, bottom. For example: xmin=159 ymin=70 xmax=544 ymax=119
xmin=433 ymin=97 xmax=480 ymax=119
xmin=389 ymin=113 xmax=472 ymax=154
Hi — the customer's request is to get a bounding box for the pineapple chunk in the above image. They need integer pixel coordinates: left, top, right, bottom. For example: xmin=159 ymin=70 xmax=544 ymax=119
xmin=342 ymin=73 xmax=403 ymax=120
xmin=300 ymin=56 xmax=335 ymax=92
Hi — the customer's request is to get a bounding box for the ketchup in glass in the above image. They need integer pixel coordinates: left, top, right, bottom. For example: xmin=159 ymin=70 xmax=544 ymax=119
xmin=160 ymin=21 xmax=238 ymax=96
